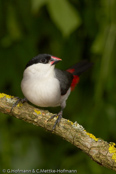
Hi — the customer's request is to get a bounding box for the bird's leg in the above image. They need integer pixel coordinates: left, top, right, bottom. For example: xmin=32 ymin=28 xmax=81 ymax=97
xmin=48 ymin=109 xmax=63 ymax=130
xmin=11 ymin=97 xmax=28 ymax=112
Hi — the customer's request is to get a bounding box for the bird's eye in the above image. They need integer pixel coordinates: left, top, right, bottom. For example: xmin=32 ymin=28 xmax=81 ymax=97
xmin=40 ymin=58 xmax=47 ymax=64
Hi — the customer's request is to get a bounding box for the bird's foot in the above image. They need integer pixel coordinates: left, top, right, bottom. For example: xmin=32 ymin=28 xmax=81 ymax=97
xmin=48 ymin=110 xmax=63 ymax=130
xmin=11 ymin=97 xmax=28 ymax=112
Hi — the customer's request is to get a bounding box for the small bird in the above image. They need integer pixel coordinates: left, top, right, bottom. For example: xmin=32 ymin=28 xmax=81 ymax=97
xmin=13 ymin=54 xmax=93 ymax=129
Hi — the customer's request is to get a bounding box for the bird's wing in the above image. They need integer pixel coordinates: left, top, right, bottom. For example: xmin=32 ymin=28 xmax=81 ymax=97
xmin=55 ymin=68 xmax=73 ymax=95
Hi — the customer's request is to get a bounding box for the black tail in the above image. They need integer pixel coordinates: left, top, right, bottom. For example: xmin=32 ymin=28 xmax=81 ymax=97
xmin=68 ymin=60 xmax=93 ymax=76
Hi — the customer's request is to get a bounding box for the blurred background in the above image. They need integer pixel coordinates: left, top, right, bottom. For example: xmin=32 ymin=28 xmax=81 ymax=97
xmin=0 ymin=0 xmax=116 ymax=173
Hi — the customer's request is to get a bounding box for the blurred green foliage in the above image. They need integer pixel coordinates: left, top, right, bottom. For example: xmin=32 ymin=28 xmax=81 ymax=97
xmin=0 ymin=0 xmax=116 ymax=173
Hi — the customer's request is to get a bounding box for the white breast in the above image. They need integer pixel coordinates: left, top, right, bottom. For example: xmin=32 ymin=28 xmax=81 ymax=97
xmin=21 ymin=63 xmax=61 ymax=107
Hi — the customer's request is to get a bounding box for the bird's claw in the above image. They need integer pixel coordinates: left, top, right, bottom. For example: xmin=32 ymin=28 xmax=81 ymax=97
xmin=11 ymin=98 xmax=28 ymax=112
xmin=47 ymin=110 xmax=63 ymax=130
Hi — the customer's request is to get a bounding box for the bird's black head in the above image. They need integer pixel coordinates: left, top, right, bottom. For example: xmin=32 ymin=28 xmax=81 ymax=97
xmin=25 ymin=54 xmax=51 ymax=69
xmin=25 ymin=54 xmax=62 ymax=69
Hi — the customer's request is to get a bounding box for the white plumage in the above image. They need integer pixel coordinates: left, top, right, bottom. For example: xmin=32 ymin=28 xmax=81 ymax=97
xmin=21 ymin=62 xmax=70 ymax=108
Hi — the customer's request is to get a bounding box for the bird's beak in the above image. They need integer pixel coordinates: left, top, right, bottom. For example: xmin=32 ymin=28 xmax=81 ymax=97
xmin=50 ymin=56 xmax=62 ymax=65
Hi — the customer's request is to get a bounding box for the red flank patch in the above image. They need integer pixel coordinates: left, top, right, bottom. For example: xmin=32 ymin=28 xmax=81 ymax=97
xmin=71 ymin=75 xmax=79 ymax=90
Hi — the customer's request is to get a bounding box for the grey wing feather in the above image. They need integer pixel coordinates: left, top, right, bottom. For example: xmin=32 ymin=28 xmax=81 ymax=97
xmin=55 ymin=68 xmax=73 ymax=95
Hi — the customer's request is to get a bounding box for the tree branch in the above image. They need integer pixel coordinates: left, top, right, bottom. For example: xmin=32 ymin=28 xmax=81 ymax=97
xmin=0 ymin=93 xmax=116 ymax=171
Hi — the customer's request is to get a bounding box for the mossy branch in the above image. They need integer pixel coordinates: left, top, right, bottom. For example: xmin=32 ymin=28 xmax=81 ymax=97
xmin=0 ymin=93 xmax=116 ymax=171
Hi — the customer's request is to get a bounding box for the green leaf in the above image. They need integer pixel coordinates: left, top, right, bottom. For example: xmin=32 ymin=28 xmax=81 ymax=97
xmin=31 ymin=0 xmax=47 ymax=13
xmin=91 ymin=28 xmax=106 ymax=54
xmin=47 ymin=0 xmax=81 ymax=37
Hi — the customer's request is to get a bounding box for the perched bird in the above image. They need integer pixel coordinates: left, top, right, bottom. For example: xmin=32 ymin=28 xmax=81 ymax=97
xmin=12 ymin=54 xmax=93 ymax=129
